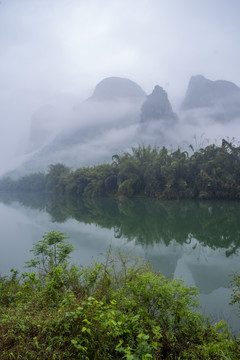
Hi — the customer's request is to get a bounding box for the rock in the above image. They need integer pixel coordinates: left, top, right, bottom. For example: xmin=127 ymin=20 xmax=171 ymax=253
xmin=140 ymin=85 xmax=177 ymax=123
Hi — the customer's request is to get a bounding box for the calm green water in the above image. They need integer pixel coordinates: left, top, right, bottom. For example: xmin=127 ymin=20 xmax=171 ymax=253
xmin=0 ymin=193 xmax=240 ymax=333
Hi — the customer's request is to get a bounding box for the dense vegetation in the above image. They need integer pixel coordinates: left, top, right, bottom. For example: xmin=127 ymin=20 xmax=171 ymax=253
xmin=1 ymin=139 xmax=240 ymax=199
xmin=0 ymin=231 xmax=240 ymax=359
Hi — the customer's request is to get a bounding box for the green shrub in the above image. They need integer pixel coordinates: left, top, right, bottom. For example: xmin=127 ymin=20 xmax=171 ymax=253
xmin=229 ymin=270 xmax=240 ymax=315
xmin=0 ymin=232 xmax=239 ymax=359
xmin=24 ymin=230 xmax=75 ymax=275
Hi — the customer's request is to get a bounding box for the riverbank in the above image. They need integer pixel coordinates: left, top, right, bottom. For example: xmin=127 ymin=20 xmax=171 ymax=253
xmin=0 ymin=231 xmax=239 ymax=359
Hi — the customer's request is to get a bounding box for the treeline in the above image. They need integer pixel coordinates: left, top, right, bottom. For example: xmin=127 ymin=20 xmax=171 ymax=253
xmin=1 ymin=139 xmax=240 ymax=199
xmin=0 ymin=172 xmax=46 ymax=192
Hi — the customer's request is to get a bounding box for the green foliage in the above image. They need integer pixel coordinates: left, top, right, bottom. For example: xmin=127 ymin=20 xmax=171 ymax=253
xmin=64 ymin=164 xmax=118 ymax=197
xmin=2 ymin=139 xmax=240 ymax=200
xmin=25 ymin=230 xmax=74 ymax=275
xmin=0 ymin=232 xmax=240 ymax=359
xmin=46 ymin=163 xmax=70 ymax=193
xmin=229 ymin=271 xmax=240 ymax=315
xmin=0 ymin=269 xmax=21 ymax=306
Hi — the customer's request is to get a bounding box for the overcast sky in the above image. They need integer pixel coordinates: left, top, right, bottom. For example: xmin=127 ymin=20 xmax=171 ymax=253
xmin=1 ymin=0 xmax=240 ymax=174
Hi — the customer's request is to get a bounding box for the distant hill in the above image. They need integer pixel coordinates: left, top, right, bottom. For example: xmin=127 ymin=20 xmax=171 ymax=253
xmin=141 ymin=85 xmax=178 ymax=124
xmin=4 ymin=74 xmax=240 ymax=179
xmin=181 ymin=75 xmax=240 ymax=121
xmin=89 ymin=76 xmax=146 ymax=101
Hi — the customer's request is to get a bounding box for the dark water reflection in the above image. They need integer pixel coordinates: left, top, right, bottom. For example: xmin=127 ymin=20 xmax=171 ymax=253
xmin=2 ymin=192 xmax=239 ymax=256
xmin=52 ymin=197 xmax=240 ymax=256
xmin=0 ymin=192 xmax=239 ymax=333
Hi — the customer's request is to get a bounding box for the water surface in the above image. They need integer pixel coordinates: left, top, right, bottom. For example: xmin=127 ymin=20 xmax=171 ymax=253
xmin=0 ymin=193 xmax=239 ymax=333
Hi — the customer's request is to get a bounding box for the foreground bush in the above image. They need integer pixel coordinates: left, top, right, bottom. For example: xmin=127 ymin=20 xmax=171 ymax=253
xmin=0 ymin=232 xmax=239 ymax=359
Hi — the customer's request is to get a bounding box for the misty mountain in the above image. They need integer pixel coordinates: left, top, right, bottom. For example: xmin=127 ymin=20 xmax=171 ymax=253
xmin=6 ymin=76 xmax=181 ymax=178
xmin=27 ymin=105 xmax=59 ymax=153
xmin=89 ymin=76 xmax=146 ymax=101
xmin=181 ymin=75 xmax=240 ymax=121
xmin=4 ymin=74 xmax=240 ymax=179
xmin=5 ymin=78 xmax=147 ymax=177
xmin=136 ymin=85 xmax=178 ymax=145
xmin=141 ymin=85 xmax=178 ymax=124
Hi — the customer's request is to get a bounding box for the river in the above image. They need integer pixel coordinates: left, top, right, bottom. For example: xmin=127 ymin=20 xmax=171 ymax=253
xmin=0 ymin=192 xmax=239 ymax=333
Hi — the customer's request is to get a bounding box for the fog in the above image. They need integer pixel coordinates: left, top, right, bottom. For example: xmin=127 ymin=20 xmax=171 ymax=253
xmin=1 ymin=0 xmax=240 ymax=176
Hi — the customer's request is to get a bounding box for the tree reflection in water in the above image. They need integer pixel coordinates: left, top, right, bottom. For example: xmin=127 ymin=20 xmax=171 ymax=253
xmin=0 ymin=192 xmax=239 ymax=257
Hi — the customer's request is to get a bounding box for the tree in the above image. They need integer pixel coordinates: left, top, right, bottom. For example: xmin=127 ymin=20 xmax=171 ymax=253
xmin=46 ymin=164 xmax=70 ymax=193
xmin=25 ymin=231 xmax=75 ymax=275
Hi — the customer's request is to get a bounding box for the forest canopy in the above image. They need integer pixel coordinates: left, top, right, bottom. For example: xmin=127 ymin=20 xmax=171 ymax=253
xmin=1 ymin=139 xmax=240 ymax=200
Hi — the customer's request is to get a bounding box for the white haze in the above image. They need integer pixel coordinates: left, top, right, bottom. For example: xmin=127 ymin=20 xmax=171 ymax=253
xmin=1 ymin=0 xmax=240 ymax=176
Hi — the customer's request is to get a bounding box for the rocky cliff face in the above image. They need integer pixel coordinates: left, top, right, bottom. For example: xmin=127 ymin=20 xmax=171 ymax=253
xmin=182 ymin=75 xmax=240 ymax=121
xmin=141 ymin=85 xmax=177 ymax=123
